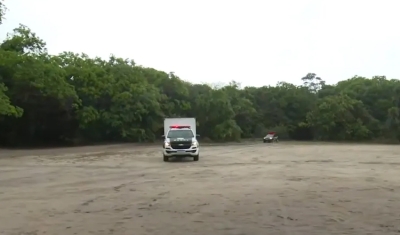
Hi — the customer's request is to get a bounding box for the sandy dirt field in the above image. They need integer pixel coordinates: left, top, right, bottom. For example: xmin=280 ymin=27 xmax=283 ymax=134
xmin=1 ymin=142 xmax=400 ymax=235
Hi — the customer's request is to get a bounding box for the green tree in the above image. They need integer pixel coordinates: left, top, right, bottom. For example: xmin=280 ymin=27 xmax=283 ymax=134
xmin=0 ymin=0 xmax=6 ymax=25
xmin=305 ymin=94 xmax=374 ymax=140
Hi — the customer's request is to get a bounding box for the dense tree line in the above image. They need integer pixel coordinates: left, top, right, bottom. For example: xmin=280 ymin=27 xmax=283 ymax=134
xmin=0 ymin=6 xmax=399 ymax=146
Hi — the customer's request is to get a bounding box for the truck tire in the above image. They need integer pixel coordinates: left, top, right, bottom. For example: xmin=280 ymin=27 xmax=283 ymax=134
xmin=163 ymin=155 xmax=169 ymax=162
xmin=193 ymin=154 xmax=199 ymax=161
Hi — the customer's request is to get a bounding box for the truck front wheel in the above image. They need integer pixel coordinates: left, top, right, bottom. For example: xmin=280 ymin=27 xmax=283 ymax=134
xmin=193 ymin=154 xmax=199 ymax=161
xmin=163 ymin=155 xmax=169 ymax=162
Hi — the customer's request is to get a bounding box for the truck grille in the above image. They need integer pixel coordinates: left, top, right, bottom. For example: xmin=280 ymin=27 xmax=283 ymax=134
xmin=170 ymin=143 xmax=191 ymax=149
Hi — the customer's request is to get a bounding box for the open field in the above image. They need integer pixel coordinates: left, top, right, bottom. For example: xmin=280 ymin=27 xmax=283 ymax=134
xmin=1 ymin=142 xmax=400 ymax=235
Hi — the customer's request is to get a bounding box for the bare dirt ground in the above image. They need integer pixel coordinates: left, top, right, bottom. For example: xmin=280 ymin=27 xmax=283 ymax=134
xmin=1 ymin=142 xmax=400 ymax=235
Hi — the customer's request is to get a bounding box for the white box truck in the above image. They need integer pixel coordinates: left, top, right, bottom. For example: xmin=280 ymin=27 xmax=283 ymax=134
xmin=161 ymin=118 xmax=200 ymax=162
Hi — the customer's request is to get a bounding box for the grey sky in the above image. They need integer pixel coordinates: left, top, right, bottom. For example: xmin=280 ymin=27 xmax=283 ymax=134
xmin=1 ymin=0 xmax=399 ymax=87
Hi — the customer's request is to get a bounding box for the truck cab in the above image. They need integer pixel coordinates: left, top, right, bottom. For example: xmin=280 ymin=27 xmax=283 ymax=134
xmin=162 ymin=125 xmax=200 ymax=162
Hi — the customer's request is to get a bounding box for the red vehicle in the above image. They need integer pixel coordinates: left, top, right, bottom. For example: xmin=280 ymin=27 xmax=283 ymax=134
xmin=263 ymin=132 xmax=279 ymax=143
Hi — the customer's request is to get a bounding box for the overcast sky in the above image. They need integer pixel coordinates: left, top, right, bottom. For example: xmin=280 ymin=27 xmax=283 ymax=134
xmin=1 ymin=0 xmax=399 ymax=87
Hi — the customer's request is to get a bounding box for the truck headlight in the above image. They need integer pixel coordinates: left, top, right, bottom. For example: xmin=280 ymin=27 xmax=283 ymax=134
xmin=191 ymin=141 xmax=198 ymax=147
xmin=164 ymin=142 xmax=170 ymax=148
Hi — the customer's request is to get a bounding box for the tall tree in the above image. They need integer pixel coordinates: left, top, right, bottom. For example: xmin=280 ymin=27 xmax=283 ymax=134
xmin=0 ymin=0 xmax=6 ymax=25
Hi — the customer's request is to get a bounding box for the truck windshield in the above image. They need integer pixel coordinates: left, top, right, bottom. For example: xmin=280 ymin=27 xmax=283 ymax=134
xmin=167 ymin=129 xmax=194 ymax=138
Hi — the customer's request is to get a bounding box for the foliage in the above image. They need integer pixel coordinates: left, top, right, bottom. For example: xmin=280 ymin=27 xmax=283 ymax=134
xmin=0 ymin=0 xmax=6 ymax=25
xmin=0 ymin=8 xmax=399 ymax=146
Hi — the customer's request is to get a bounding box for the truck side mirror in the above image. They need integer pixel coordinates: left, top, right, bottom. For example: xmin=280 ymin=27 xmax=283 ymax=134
xmin=196 ymin=134 xmax=200 ymax=138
